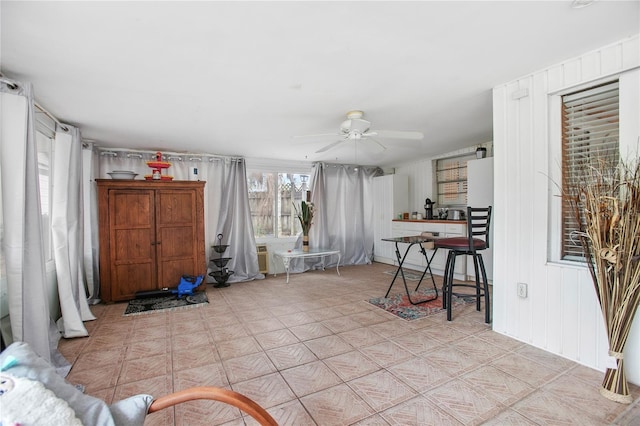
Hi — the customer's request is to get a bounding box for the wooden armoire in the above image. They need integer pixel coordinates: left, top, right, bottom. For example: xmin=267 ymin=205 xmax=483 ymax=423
xmin=97 ymin=180 xmax=206 ymax=302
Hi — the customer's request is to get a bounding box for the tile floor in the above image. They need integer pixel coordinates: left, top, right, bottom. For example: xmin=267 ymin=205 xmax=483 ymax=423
xmin=59 ymin=262 xmax=640 ymax=425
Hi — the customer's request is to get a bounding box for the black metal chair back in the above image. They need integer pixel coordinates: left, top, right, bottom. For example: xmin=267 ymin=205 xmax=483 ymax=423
xmin=466 ymin=206 xmax=492 ymax=251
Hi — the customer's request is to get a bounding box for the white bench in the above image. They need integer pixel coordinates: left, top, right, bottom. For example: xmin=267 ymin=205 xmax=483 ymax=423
xmin=273 ymin=248 xmax=341 ymax=283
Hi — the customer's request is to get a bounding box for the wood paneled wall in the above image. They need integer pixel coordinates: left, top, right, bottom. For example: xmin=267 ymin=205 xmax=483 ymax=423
xmin=492 ymin=35 xmax=640 ymax=384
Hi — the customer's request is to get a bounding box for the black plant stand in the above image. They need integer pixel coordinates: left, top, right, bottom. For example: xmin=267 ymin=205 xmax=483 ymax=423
xmin=209 ymin=233 xmax=234 ymax=288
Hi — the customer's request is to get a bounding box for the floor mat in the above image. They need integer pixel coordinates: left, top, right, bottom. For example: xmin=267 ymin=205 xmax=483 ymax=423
xmin=368 ymin=288 xmax=470 ymax=321
xmin=123 ymin=291 xmax=208 ymax=316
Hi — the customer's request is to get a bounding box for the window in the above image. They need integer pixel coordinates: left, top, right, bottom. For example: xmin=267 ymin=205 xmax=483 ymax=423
xmin=435 ymin=153 xmax=475 ymax=207
xmin=247 ymin=171 xmax=311 ymax=238
xmin=561 ymin=81 xmax=619 ymax=260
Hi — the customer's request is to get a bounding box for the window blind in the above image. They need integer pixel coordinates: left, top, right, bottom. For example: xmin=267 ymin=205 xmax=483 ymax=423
xmin=436 ymin=153 xmax=474 ymax=207
xmin=561 ymin=81 xmax=619 ymax=260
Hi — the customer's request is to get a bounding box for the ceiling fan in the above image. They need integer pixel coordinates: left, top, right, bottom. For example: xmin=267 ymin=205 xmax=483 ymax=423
xmin=295 ymin=110 xmax=424 ymax=154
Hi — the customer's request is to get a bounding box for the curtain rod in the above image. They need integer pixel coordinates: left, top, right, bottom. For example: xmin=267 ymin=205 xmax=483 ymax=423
xmin=0 ymin=73 xmax=70 ymax=132
xmin=34 ymin=102 xmax=69 ymax=132
xmin=97 ymin=147 xmax=244 ymax=163
xmin=0 ymin=76 xmax=18 ymax=90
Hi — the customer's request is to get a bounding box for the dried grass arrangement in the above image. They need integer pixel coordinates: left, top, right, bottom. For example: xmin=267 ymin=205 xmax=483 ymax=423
xmin=564 ymin=157 xmax=640 ymax=403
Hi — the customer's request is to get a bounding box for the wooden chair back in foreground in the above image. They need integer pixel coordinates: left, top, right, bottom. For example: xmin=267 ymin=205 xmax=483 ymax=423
xmin=148 ymin=386 xmax=278 ymax=425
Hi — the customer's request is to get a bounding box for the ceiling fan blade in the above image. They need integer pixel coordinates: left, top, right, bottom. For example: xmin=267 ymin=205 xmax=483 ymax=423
xmin=315 ymin=139 xmax=345 ymax=153
xmin=293 ymin=133 xmax=342 ymax=140
xmin=368 ymin=137 xmax=388 ymax=152
xmin=368 ymin=130 xmax=424 ymax=140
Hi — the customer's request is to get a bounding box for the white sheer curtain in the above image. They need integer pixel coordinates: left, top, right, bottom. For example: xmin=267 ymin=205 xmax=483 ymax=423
xmin=0 ymin=79 xmax=69 ymax=373
xmin=52 ymin=126 xmax=96 ymax=338
xmin=305 ymin=162 xmax=382 ymax=268
xmin=98 ymin=150 xmax=263 ymax=283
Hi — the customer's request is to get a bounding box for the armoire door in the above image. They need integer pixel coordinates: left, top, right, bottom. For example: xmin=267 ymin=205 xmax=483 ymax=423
xmin=155 ymin=189 xmax=199 ymax=288
xmin=109 ymin=189 xmax=157 ymax=301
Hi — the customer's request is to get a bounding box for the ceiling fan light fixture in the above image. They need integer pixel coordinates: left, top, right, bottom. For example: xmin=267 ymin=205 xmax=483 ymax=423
xmin=340 ymin=110 xmax=370 ymax=133
xmin=342 ymin=118 xmax=371 ymax=134
xmin=345 ymin=110 xmax=364 ymax=120
xmin=571 ymin=0 xmax=596 ymax=9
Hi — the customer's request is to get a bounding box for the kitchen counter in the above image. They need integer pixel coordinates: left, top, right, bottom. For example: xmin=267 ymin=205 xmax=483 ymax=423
xmin=392 ymin=219 xmax=466 ymax=224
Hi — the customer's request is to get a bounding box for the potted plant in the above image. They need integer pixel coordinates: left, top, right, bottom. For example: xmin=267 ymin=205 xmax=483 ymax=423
xmin=294 ymin=200 xmax=314 ymax=252
xmin=564 ymin=157 xmax=640 ymax=403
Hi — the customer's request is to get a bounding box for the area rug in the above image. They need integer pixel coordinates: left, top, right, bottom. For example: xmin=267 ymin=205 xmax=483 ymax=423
xmin=383 ymin=269 xmax=423 ymax=281
xmin=123 ymin=291 xmax=209 ymax=316
xmin=368 ymin=288 xmax=470 ymax=321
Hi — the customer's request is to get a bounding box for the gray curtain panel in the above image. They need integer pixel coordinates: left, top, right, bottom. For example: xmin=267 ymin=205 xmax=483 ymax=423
xmin=52 ymin=125 xmax=96 ymax=338
xmin=82 ymin=143 xmax=101 ymax=304
xmin=207 ymin=157 xmax=262 ymax=283
xmin=291 ymin=162 xmax=381 ymax=272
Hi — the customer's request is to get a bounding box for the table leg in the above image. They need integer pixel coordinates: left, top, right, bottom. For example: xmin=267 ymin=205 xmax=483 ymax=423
xmin=384 ymin=242 xmax=404 ymax=298
xmin=414 ymin=246 xmax=439 ymax=299
xmin=282 ymin=257 xmax=291 ymax=283
xmin=384 ymin=242 xmax=437 ymax=305
xmin=336 ymin=253 xmax=341 ymax=276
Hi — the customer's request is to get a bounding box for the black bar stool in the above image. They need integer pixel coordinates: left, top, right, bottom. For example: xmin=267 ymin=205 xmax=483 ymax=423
xmin=435 ymin=206 xmax=492 ymax=323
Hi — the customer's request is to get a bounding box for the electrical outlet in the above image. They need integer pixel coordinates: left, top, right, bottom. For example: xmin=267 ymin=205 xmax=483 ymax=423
xmin=517 ymin=282 xmax=528 ymax=298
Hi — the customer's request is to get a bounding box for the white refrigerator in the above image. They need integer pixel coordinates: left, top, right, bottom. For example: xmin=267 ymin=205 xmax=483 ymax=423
xmin=466 ymin=157 xmax=494 ymax=282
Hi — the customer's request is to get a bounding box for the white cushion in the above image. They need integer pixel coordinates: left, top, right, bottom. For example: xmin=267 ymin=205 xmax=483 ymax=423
xmin=0 ymin=342 xmax=153 ymax=426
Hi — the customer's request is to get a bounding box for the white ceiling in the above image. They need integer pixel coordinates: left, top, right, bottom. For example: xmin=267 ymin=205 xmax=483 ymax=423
xmin=2 ymin=1 xmax=639 ymax=167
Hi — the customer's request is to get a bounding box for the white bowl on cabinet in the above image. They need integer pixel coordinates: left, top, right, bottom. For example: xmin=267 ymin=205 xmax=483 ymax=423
xmin=107 ymin=170 xmax=138 ymax=180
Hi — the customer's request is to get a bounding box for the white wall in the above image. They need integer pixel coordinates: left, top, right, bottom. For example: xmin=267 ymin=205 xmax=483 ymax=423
xmin=493 ymin=35 xmax=640 ymax=384
xmin=394 ymin=159 xmax=434 ymax=215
